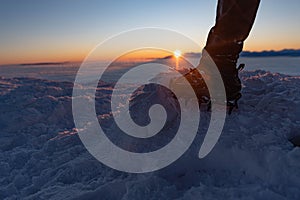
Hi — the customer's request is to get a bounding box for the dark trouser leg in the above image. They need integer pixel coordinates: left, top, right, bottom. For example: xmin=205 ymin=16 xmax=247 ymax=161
xmin=205 ymin=0 xmax=260 ymax=100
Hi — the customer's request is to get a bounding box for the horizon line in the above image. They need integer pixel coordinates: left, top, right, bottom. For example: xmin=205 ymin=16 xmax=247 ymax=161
xmin=1 ymin=48 xmax=300 ymax=66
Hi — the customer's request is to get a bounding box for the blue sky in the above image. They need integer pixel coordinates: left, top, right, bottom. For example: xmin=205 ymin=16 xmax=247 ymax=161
xmin=0 ymin=0 xmax=299 ymax=64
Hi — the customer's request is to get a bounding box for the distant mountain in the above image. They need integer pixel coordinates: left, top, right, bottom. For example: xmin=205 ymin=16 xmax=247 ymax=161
xmin=19 ymin=61 xmax=70 ymax=66
xmin=240 ymin=49 xmax=300 ymax=57
xmin=183 ymin=49 xmax=300 ymax=58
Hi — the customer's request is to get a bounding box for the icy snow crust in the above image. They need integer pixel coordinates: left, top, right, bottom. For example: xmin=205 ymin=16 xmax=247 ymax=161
xmin=0 ymin=70 xmax=300 ymax=199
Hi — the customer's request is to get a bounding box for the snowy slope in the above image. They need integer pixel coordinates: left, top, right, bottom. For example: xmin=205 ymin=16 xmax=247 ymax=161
xmin=0 ymin=70 xmax=300 ymax=200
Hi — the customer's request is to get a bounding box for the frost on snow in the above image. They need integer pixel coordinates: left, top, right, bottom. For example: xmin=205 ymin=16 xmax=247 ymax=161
xmin=0 ymin=70 xmax=300 ymax=199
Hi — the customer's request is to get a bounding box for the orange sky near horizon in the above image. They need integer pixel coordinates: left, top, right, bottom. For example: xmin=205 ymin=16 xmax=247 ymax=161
xmin=1 ymin=43 xmax=299 ymax=65
xmin=1 ymin=35 xmax=300 ymax=66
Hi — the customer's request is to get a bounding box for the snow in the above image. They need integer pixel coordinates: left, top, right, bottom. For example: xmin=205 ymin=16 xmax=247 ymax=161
xmin=0 ymin=70 xmax=300 ymax=199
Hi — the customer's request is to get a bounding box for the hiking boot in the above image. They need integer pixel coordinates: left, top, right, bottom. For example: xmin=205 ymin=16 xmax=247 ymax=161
xmin=169 ymin=53 xmax=244 ymax=114
xmin=210 ymin=53 xmax=245 ymax=114
xmin=169 ymin=67 xmax=210 ymax=104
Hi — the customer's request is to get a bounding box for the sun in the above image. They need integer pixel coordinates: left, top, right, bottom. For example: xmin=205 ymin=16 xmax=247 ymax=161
xmin=174 ymin=50 xmax=182 ymax=58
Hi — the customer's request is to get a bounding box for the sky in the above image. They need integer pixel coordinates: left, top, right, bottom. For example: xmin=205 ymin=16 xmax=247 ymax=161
xmin=0 ymin=0 xmax=300 ymax=65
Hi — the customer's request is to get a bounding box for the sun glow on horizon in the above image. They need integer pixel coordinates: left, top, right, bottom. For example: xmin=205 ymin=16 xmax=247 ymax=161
xmin=174 ymin=50 xmax=182 ymax=59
